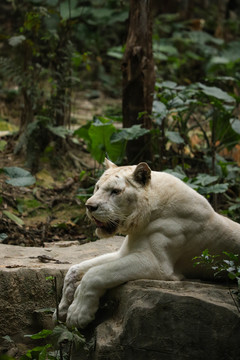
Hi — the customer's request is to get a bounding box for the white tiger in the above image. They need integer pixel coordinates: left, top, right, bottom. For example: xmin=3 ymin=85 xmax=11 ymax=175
xmin=55 ymin=159 xmax=240 ymax=329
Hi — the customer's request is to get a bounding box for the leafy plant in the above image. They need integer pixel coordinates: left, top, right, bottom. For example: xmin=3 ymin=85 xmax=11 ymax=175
xmin=2 ymin=210 xmax=24 ymax=227
xmin=2 ymin=167 xmax=36 ymax=187
xmin=0 ymin=275 xmax=87 ymax=360
xmin=152 ymin=78 xmax=240 ymax=211
xmin=0 ymin=167 xmax=36 ymax=227
xmin=153 ymin=13 xmax=240 ymax=83
xmin=193 ymin=249 xmax=240 ymax=310
xmin=18 ymin=324 xmax=86 ymax=360
xmin=164 ymin=167 xmax=230 ymax=196
xmin=0 ymin=140 xmax=7 ymax=152
xmin=0 ymin=1 xmax=92 ymax=170
xmin=74 ymin=117 xmax=149 ymax=164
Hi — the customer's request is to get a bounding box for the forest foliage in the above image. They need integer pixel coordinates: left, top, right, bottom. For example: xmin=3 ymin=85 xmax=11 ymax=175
xmin=0 ymin=0 xmax=240 ymax=220
xmin=1 ymin=2 xmax=240 ymax=359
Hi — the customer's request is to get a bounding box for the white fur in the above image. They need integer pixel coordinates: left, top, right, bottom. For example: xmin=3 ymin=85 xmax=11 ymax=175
xmin=55 ymin=161 xmax=240 ymax=329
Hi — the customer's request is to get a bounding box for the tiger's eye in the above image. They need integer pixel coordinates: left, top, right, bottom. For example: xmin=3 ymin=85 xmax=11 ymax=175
xmin=111 ymin=189 xmax=121 ymax=195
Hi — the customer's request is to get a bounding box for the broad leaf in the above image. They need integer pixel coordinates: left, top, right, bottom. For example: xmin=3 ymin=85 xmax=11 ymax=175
xmin=47 ymin=125 xmax=72 ymax=138
xmin=0 ymin=233 xmax=8 ymax=243
xmin=51 ymin=324 xmax=85 ymax=349
xmin=152 ymin=101 xmax=167 ymax=124
xmin=31 ymin=329 xmax=52 ymax=339
xmin=209 ymin=56 xmax=230 ymax=66
xmin=74 ymin=122 xmax=91 ymax=143
xmin=0 ymin=140 xmax=7 ymax=152
xmin=60 ymin=0 xmax=85 ymax=19
xmin=4 ymin=167 xmax=30 ymax=178
xmin=25 ymin=329 xmax=52 ymax=340
xmin=3 ymin=210 xmax=24 ymax=226
xmin=168 ymin=96 xmax=185 ymax=108
xmin=103 ymin=10 xmax=129 ymax=25
xmin=198 ymin=83 xmax=235 ymax=103
xmin=166 ymin=131 xmax=185 ymax=144
xmin=230 ymin=118 xmax=240 ymax=135
xmin=222 ymin=41 xmax=240 ymax=62
xmin=111 ymin=125 xmax=149 ymax=143
xmin=8 ymin=35 xmax=26 ymax=47
xmin=194 ymin=174 xmax=219 ymax=186
xmin=4 ymin=167 xmax=36 ymax=187
xmin=89 ymin=119 xmax=122 ymax=163
xmin=161 ymin=81 xmax=177 ymax=89
xmin=199 ymin=183 xmax=229 ymax=195
xmin=187 ymin=31 xmax=224 ymax=46
xmin=107 ymin=46 xmax=124 ymax=59
xmin=164 ymin=167 xmax=187 ymax=181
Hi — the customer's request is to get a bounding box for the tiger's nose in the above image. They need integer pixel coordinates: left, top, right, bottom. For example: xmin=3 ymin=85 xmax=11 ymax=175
xmin=86 ymin=203 xmax=98 ymax=212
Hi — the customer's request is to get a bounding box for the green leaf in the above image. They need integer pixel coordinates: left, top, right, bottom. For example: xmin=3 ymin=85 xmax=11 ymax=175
xmin=0 ymin=233 xmax=8 ymax=243
xmin=47 ymin=125 xmax=72 ymax=138
xmin=74 ymin=120 xmax=123 ymax=163
xmin=153 ymin=43 xmax=178 ymax=57
xmin=25 ymin=329 xmax=52 ymax=340
xmin=0 ymin=140 xmax=7 ymax=152
xmin=194 ymin=173 xmax=219 ymax=186
xmin=154 ymin=52 xmax=168 ymax=61
xmin=8 ymin=35 xmax=26 ymax=47
xmin=209 ymin=56 xmax=230 ymax=66
xmin=160 ymin=81 xmax=177 ymax=89
xmin=59 ymin=0 xmax=85 ymax=19
xmin=3 ymin=167 xmax=35 ymax=187
xmin=152 ymin=101 xmax=167 ymax=123
xmin=24 ymin=344 xmax=52 ymax=360
xmin=3 ymin=211 xmax=24 ymax=226
xmin=110 ymin=125 xmax=149 ymax=143
xmin=166 ymin=131 xmax=185 ymax=144
xmin=39 ymin=344 xmax=51 ymax=360
xmin=104 ymin=10 xmax=129 ymax=24
xmin=168 ymin=96 xmax=185 ymax=108
xmin=230 ymin=118 xmax=240 ymax=134
xmin=74 ymin=122 xmax=91 ymax=143
xmin=107 ymin=46 xmax=124 ymax=59
xmin=199 ymin=183 xmax=229 ymax=195
xmin=51 ymin=324 xmax=73 ymax=346
xmin=6 ymin=176 xmax=36 ymax=187
xmin=89 ymin=119 xmax=122 ymax=163
xmin=4 ymin=167 xmax=30 ymax=178
xmin=164 ymin=167 xmax=187 ymax=180
xmin=186 ymin=51 xmax=204 ymax=61
xmin=51 ymin=324 xmax=85 ymax=351
xmin=2 ymin=335 xmax=14 ymax=343
xmin=187 ymin=31 xmax=224 ymax=46
xmin=222 ymin=41 xmax=240 ymax=62
xmin=198 ymin=83 xmax=235 ymax=103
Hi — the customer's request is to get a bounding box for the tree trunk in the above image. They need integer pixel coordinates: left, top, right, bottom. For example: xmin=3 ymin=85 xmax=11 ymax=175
xmin=122 ymin=0 xmax=155 ymax=164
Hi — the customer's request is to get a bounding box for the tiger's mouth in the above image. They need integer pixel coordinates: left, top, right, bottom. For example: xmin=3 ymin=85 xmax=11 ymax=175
xmin=92 ymin=216 xmax=118 ymax=234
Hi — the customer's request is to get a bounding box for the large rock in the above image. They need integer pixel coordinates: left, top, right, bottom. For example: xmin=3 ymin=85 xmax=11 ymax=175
xmin=0 ymin=237 xmax=123 ymax=355
xmin=0 ymin=239 xmax=239 ymax=359
xmin=93 ymin=280 xmax=240 ymax=360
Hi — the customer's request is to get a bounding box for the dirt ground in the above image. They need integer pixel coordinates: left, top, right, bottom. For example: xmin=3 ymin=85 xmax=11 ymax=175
xmin=0 ymin=91 xmax=121 ymax=247
xmin=0 ymin=142 xmax=97 ymax=246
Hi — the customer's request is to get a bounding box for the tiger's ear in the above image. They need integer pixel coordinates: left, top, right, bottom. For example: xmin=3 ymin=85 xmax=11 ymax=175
xmin=133 ymin=162 xmax=151 ymax=185
xmin=104 ymin=158 xmax=118 ymax=169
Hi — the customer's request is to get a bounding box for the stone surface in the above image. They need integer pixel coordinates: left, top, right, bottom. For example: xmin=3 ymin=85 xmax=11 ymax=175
xmin=0 ymin=237 xmax=123 ymax=353
xmin=0 ymin=238 xmax=240 ymax=360
xmin=93 ymin=280 xmax=240 ymax=360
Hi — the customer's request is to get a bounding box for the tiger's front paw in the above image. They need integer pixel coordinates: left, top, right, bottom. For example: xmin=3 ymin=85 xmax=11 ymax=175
xmin=66 ymin=302 xmax=94 ymax=329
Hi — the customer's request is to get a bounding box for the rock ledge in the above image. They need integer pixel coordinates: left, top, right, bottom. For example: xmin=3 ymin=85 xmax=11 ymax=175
xmin=0 ymin=239 xmax=239 ymax=360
